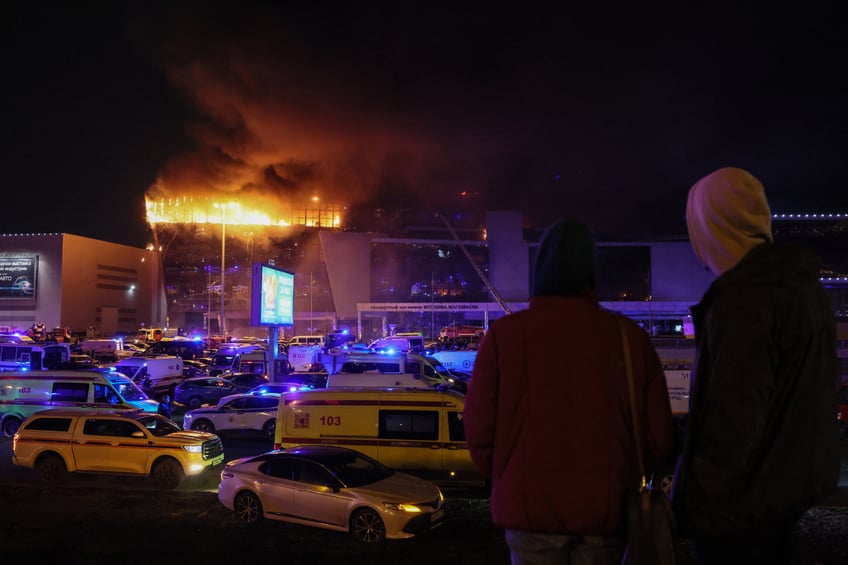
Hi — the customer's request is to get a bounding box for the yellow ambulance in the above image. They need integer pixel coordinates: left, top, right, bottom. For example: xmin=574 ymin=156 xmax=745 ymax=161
xmin=274 ymin=387 xmax=484 ymax=488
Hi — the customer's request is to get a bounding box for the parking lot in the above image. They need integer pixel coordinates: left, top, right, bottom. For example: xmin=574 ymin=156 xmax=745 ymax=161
xmin=1 ymin=433 xmax=846 ymax=564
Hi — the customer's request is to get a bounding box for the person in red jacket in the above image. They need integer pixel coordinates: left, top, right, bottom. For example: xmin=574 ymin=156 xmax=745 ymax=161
xmin=463 ymin=219 xmax=674 ymax=564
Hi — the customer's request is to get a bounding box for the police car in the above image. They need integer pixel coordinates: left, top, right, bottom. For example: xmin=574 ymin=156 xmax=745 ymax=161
xmin=182 ymin=392 xmax=279 ymax=438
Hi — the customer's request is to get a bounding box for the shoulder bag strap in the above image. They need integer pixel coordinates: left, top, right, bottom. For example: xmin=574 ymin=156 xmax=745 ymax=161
xmin=616 ymin=315 xmax=647 ymax=490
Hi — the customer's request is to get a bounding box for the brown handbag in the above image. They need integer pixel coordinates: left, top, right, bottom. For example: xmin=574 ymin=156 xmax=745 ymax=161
xmin=617 ymin=317 xmax=678 ymax=565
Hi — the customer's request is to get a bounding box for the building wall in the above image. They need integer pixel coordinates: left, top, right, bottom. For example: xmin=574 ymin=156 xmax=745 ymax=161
xmin=0 ymin=234 xmax=63 ymax=330
xmin=317 ymin=220 xmax=707 ymax=337
xmin=319 ymin=230 xmax=372 ymax=320
xmin=0 ymin=233 xmax=166 ymax=337
xmin=486 ymin=211 xmax=530 ymax=302
xmin=650 ymin=241 xmax=714 ymax=301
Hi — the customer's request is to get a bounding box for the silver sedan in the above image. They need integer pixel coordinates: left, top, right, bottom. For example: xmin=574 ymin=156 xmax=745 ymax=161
xmin=217 ymin=445 xmax=446 ymax=542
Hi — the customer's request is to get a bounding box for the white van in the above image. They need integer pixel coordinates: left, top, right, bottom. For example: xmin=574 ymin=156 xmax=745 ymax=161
xmin=287 ymin=335 xmax=325 ymax=348
xmin=287 ymin=344 xmax=323 ymax=372
xmin=0 ymin=369 xmax=161 ymax=437
xmin=368 ymin=335 xmax=425 ymax=354
xmin=319 ymin=351 xmax=459 ymax=389
xmin=0 ymin=342 xmax=71 ymax=372
xmin=79 ymin=339 xmax=136 ymax=363
xmin=208 ymin=345 xmax=269 ymax=376
xmin=325 ymin=372 xmax=431 ymax=389
xmin=113 ymin=356 xmax=184 ymax=401
xmin=274 ymin=387 xmax=483 ymax=488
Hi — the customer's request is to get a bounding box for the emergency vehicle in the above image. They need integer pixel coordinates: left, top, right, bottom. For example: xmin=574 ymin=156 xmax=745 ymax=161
xmin=319 ymin=351 xmax=458 ymax=389
xmin=113 ymin=355 xmax=185 ymax=402
xmin=274 ymin=387 xmax=484 ymax=487
xmin=0 ymin=342 xmax=71 ymax=372
xmin=438 ymin=325 xmax=486 ymax=340
xmin=0 ymin=369 xmax=161 ymax=437
xmin=12 ymin=409 xmax=223 ymax=489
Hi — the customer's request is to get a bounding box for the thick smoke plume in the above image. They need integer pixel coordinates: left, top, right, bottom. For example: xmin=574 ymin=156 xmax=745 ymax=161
xmin=127 ymin=3 xmax=848 ymax=238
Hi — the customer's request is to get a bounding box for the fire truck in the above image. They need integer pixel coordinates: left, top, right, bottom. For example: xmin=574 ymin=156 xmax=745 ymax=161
xmin=438 ymin=325 xmax=486 ymax=340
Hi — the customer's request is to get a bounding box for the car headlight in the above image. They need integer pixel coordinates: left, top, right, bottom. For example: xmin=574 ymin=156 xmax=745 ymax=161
xmin=183 ymin=445 xmax=202 ymax=453
xmin=382 ymin=502 xmax=423 ymax=513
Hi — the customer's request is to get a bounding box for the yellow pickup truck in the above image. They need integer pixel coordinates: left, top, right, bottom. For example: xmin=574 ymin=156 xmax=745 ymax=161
xmin=12 ymin=409 xmax=224 ymax=489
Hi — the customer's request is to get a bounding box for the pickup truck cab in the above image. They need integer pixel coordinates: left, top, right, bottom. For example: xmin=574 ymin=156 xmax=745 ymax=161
xmin=12 ymin=409 xmax=224 ymax=489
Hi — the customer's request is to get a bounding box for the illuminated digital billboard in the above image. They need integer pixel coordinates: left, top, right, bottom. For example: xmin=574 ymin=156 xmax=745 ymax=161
xmin=251 ymin=263 xmax=295 ymax=326
xmin=0 ymin=255 xmax=37 ymax=299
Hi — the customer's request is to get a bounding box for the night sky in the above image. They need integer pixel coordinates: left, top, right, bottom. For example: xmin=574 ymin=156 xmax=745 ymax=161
xmin=8 ymin=1 xmax=848 ymax=247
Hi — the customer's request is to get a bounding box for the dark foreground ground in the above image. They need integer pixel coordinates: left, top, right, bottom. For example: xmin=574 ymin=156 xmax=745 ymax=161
xmin=1 ymin=478 xmax=846 ymax=565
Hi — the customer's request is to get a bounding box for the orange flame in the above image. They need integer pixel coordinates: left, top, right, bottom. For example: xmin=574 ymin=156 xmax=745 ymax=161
xmin=144 ymin=195 xmax=343 ymax=228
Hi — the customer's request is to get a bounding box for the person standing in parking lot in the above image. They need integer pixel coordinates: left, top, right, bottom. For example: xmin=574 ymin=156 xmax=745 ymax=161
xmin=463 ymin=219 xmax=674 ymax=565
xmin=671 ymin=167 xmax=841 ymax=565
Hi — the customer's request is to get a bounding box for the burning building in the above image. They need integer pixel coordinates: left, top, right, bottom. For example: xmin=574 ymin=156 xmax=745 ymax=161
xmin=145 ymin=192 xmax=345 ymax=340
xmin=144 ymin=192 xmax=519 ymax=341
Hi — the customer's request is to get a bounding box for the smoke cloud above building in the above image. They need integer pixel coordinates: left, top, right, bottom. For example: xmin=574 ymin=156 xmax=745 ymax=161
xmin=9 ymin=2 xmax=848 ymax=246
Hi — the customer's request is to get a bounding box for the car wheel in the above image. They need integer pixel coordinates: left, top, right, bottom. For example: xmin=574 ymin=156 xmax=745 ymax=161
xmin=234 ymin=491 xmax=263 ymax=524
xmin=151 ymin=458 xmax=183 ymax=490
xmin=35 ymin=453 xmax=68 ymax=482
xmin=191 ymin=419 xmax=215 ymax=433
xmin=1 ymin=416 xmax=22 ymax=437
xmin=186 ymin=397 xmax=202 ymax=410
xmin=261 ymin=419 xmax=275 ymax=439
xmin=350 ymin=508 xmax=386 ymax=543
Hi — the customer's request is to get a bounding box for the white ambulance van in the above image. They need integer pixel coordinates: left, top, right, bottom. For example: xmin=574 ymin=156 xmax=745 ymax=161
xmin=113 ymin=355 xmax=185 ymax=402
xmin=320 ymin=351 xmax=459 ymax=390
xmin=0 ymin=369 xmax=161 ymax=437
xmin=207 ymin=344 xmax=268 ymax=376
xmin=368 ymin=335 xmax=425 ymax=353
xmin=274 ymin=387 xmax=484 ymax=488
xmin=287 ymin=344 xmax=323 ymax=372
xmin=0 ymin=342 xmax=71 ymax=372
xmin=79 ymin=338 xmax=137 ymax=363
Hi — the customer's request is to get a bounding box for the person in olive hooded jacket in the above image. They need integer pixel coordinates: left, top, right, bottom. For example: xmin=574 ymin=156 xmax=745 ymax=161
xmin=671 ymin=167 xmax=841 ymax=565
xmin=463 ymin=219 xmax=674 ymax=565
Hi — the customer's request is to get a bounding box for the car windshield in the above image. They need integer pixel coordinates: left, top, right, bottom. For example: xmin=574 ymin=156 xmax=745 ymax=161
xmin=108 ymin=377 xmax=150 ymax=402
xmin=137 ymin=415 xmax=182 ymax=436
xmin=211 ymin=353 xmax=236 ymax=365
xmin=320 ymin=452 xmax=394 ymax=488
xmin=116 ymin=365 xmax=144 ymax=379
xmin=425 ymin=357 xmax=454 ymax=379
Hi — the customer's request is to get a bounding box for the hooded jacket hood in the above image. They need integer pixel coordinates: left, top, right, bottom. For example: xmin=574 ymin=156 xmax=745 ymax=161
xmin=532 ymin=219 xmax=598 ymax=297
xmin=686 ymin=167 xmax=773 ymax=276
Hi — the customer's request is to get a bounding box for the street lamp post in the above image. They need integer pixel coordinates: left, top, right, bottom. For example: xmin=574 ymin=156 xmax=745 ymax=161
xmin=206 ymin=266 xmax=212 ymax=339
xmin=221 ymin=216 xmax=226 ymax=337
xmin=214 ymin=203 xmax=230 ymax=337
xmin=309 ymin=271 xmax=314 ymax=334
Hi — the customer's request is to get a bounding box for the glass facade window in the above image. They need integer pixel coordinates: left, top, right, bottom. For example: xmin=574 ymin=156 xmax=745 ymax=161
xmin=370 ymin=243 xmax=490 ymax=303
